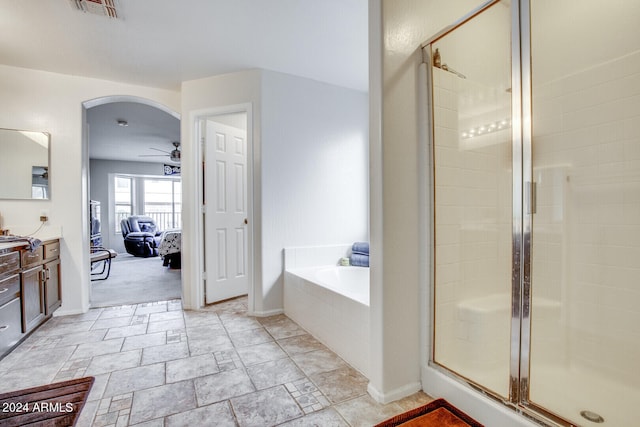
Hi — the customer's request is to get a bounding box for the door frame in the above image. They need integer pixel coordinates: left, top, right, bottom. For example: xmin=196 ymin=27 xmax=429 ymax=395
xmin=190 ymin=103 xmax=255 ymax=312
xmin=81 ymin=95 xmax=181 ymax=307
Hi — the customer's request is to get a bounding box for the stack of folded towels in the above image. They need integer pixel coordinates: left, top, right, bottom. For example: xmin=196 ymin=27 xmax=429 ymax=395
xmin=350 ymin=242 xmax=369 ymax=267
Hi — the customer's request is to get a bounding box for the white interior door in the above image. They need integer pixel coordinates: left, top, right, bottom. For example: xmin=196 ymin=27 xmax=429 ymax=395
xmin=204 ymin=118 xmax=249 ymax=304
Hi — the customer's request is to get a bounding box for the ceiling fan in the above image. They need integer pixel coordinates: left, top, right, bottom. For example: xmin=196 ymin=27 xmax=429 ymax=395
xmin=140 ymin=141 xmax=181 ymax=163
xmin=32 ymin=166 xmax=48 ymax=179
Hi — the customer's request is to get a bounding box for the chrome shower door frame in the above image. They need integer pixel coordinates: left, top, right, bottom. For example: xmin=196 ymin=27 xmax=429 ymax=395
xmin=424 ymin=1 xmax=572 ymax=425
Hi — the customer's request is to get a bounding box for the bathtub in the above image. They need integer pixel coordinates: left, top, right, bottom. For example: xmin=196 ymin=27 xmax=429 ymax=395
xmin=290 ymin=266 xmax=369 ymax=305
xmin=284 ymin=264 xmax=370 ymax=377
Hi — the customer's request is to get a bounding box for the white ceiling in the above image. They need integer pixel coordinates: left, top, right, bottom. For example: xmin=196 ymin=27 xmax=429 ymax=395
xmin=86 ymin=101 xmax=181 ymax=163
xmin=1 ymin=0 xmax=369 ymax=163
xmin=0 ymin=0 xmax=369 ymax=92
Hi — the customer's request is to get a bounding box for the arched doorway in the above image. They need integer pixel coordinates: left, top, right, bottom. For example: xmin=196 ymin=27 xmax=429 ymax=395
xmin=82 ymin=96 xmax=182 ymax=307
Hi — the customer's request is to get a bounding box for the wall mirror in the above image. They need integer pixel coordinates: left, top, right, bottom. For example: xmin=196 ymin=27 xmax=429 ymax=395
xmin=0 ymin=128 xmax=50 ymax=200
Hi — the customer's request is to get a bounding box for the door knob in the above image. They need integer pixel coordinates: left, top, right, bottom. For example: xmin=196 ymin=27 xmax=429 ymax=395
xmin=244 ymin=218 xmax=248 ymax=225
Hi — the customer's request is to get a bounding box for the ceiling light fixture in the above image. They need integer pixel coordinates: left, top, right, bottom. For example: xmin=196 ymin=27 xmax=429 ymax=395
xmin=117 ymin=119 xmax=128 ymax=127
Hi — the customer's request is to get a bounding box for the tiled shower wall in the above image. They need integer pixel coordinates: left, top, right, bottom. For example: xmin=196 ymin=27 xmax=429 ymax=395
xmin=434 ymin=48 xmax=640 ymax=389
xmin=433 ymin=66 xmax=512 ymax=387
xmin=531 ymin=50 xmax=640 ymax=385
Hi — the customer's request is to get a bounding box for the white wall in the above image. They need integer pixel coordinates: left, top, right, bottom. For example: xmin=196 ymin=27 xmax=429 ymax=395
xmin=89 ymin=159 xmax=167 ymax=253
xmin=369 ymin=0 xmax=488 ymax=405
xmin=372 ymin=2 xmax=539 ymax=424
xmin=0 ymin=64 xmax=179 ymax=314
xmin=2 ymin=62 xmax=368 ymax=318
xmin=181 ymin=69 xmax=263 ymax=311
xmin=181 ymin=69 xmax=369 ymax=314
xmin=375 ymin=1 xmax=639 ymax=425
xmin=260 ymin=69 xmax=369 ymax=312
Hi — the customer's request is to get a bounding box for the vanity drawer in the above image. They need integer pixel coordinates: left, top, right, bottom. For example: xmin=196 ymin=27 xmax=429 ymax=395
xmin=0 ymin=297 xmax=23 ymax=357
xmin=0 ymin=251 xmax=20 ymax=277
xmin=21 ymin=246 xmax=43 ymax=268
xmin=44 ymin=241 xmax=60 ymax=261
xmin=0 ymin=274 xmax=20 ymax=306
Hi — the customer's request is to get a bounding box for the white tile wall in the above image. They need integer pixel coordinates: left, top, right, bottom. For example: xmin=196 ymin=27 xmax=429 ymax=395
xmin=283 ymin=245 xmax=352 ymax=270
xmin=432 ymin=67 xmax=513 ymax=396
xmin=283 ymin=267 xmax=370 ymax=378
xmin=531 ymin=50 xmax=640 ymax=386
xmin=433 ymin=44 xmax=640 ymax=391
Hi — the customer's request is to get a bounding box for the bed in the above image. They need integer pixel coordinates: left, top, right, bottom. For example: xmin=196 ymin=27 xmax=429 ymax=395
xmin=158 ymin=230 xmax=181 ymax=269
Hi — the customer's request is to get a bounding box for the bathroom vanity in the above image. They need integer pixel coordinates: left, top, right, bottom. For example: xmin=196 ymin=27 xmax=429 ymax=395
xmin=0 ymin=238 xmax=61 ymax=359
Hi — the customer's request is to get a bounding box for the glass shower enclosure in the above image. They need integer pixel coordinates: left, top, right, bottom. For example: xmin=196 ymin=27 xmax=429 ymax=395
xmin=426 ymin=1 xmax=640 ymax=425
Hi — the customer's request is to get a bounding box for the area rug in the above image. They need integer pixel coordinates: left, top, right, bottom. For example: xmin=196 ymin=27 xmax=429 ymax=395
xmin=375 ymin=398 xmax=484 ymax=427
xmin=0 ymin=376 xmax=94 ymax=427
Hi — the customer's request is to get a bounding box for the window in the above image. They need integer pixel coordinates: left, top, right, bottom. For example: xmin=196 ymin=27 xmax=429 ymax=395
xmin=31 ymin=185 xmax=48 ymax=199
xmin=114 ymin=176 xmax=132 ymax=233
xmin=112 ymin=174 xmax=181 ymax=233
xmin=143 ymin=178 xmax=181 ymax=230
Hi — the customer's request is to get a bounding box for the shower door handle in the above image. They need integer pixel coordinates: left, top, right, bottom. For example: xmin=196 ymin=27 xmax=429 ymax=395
xmin=526 ymin=181 xmax=537 ymax=215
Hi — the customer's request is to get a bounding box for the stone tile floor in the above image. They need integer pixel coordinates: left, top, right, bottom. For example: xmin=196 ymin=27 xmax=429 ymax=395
xmin=0 ymin=296 xmax=432 ymax=426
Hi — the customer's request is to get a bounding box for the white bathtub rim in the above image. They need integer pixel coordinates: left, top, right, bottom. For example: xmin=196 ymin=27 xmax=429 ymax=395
xmin=286 ymin=265 xmax=370 ymax=306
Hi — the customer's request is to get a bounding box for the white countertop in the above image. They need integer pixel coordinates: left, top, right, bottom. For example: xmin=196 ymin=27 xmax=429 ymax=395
xmin=0 ymin=240 xmax=29 ymax=251
xmin=0 ymin=235 xmax=62 ymax=251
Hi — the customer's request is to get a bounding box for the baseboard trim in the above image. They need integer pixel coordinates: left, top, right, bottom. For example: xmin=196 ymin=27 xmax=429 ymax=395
xmin=53 ymin=307 xmax=87 ymax=317
xmin=367 ymin=381 xmax=422 ymax=404
xmin=251 ymin=308 xmax=284 ymax=317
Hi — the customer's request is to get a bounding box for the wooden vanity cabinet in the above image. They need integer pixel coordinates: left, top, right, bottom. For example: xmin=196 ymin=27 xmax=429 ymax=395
xmin=21 ymin=264 xmax=45 ymax=334
xmin=43 ymin=241 xmax=61 ymax=315
xmin=0 ymin=239 xmax=61 ymax=358
xmin=0 ymin=272 xmax=22 ymax=357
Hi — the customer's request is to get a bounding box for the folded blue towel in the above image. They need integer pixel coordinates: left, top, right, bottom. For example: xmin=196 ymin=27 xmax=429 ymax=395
xmin=5 ymin=236 xmax=43 ymax=252
xmin=352 ymin=241 xmax=369 ymax=255
xmin=350 ymin=253 xmax=369 ymax=267
xmin=26 ymin=237 xmax=42 ymax=252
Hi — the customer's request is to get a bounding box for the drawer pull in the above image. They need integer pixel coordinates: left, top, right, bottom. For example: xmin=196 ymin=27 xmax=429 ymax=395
xmin=0 ymin=325 xmax=8 ymax=332
xmin=0 ymin=288 xmax=8 ymax=294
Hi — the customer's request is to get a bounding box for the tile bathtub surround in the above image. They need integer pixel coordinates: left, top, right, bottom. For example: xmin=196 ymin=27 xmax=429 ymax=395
xmin=0 ymin=297 xmax=432 ymax=426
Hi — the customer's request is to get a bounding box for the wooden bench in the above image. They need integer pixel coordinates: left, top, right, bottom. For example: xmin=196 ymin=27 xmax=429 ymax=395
xmin=90 ymin=247 xmax=117 ymax=281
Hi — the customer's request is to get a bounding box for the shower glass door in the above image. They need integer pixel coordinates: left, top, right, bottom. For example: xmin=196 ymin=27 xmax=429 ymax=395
xmin=527 ymin=1 xmax=640 ymax=425
xmin=430 ymin=0 xmax=640 ymax=425
xmin=431 ymin=1 xmax=513 ymax=399
xmin=424 ymin=0 xmax=640 ymax=427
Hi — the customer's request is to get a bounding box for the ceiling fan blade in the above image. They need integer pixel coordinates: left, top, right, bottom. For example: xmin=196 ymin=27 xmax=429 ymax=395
xmin=139 ymin=154 xmax=168 ymax=157
xmin=148 ymin=148 xmax=171 ymax=154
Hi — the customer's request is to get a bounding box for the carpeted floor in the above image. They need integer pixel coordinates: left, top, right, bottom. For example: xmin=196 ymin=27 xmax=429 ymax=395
xmin=90 ymin=254 xmax=181 ymax=307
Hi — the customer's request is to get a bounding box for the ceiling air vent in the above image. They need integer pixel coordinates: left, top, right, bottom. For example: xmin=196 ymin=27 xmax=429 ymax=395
xmin=69 ymin=0 xmax=119 ymax=18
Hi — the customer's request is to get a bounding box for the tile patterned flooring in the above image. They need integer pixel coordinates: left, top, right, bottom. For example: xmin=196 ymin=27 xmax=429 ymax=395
xmin=0 ymin=297 xmax=432 ymax=426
